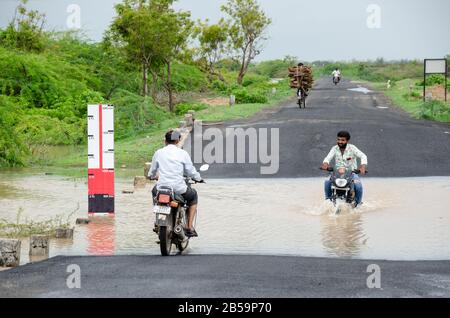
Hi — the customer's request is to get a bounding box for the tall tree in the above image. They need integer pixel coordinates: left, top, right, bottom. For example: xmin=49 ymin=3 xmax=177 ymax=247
xmin=194 ymin=19 xmax=229 ymax=82
xmin=109 ymin=0 xmax=192 ymax=111
xmin=221 ymin=0 xmax=271 ymax=85
xmin=157 ymin=9 xmax=193 ymax=112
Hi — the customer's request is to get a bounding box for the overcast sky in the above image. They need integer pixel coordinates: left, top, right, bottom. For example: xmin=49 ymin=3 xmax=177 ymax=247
xmin=0 ymin=0 xmax=449 ymax=61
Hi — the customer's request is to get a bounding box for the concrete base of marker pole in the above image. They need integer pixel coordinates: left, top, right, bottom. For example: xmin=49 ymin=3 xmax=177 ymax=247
xmin=0 ymin=238 xmax=21 ymax=267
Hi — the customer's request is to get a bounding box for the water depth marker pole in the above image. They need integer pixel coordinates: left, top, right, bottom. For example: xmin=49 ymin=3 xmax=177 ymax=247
xmin=87 ymin=104 xmax=115 ymax=215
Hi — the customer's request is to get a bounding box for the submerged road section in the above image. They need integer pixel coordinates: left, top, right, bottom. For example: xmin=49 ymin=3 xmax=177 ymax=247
xmin=1 ymin=255 xmax=449 ymax=297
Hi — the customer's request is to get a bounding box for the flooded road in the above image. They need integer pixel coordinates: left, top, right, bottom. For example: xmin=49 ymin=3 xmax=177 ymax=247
xmin=0 ymin=173 xmax=449 ymax=264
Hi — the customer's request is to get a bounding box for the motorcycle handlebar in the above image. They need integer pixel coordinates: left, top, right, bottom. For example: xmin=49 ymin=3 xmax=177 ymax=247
xmin=319 ymin=167 xmax=368 ymax=174
xmin=186 ymin=178 xmax=206 ymax=184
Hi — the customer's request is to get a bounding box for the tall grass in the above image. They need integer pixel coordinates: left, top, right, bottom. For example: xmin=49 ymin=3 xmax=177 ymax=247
xmin=0 ymin=206 xmax=76 ymax=238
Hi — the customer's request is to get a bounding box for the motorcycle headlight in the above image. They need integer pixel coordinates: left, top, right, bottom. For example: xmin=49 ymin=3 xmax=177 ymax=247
xmin=335 ymin=178 xmax=348 ymax=187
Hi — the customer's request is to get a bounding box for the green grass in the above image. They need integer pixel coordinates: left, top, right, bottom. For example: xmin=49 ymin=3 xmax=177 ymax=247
xmin=0 ymin=208 xmax=74 ymax=238
xmin=370 ymin=78 xmax=450 ymax=122
xmin=197 ymin=81 xmax=292 ymax=122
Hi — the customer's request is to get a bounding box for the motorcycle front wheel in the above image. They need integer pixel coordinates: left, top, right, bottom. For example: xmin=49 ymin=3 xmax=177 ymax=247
xmin=159 ymin=226 xmax=172 ymax=256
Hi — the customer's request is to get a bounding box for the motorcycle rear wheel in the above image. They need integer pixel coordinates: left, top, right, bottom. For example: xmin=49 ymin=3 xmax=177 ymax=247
xmin=159 ymin=226 xmax=172 ymax=256
xmin=176 ymin=240 xmax=189 ymax=253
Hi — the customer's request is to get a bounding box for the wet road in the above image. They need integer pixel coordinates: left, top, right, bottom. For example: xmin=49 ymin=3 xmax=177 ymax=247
xmin=195 ymin=78 xmax=450 ymax=178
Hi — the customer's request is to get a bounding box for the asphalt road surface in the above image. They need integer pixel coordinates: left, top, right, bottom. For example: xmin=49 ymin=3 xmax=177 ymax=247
xmin=195 ymin=78 xmax=450 ymax=178
xmin=2 ymin=78 xmax=450 ymax=298
xmin=1 ymin=255 xmax=449 ymax=297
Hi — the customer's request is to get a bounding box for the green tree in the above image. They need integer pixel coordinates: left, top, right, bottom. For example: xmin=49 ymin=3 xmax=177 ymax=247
xmin=194 ymin=19 xmax=229 ymax=82
xmin=221 ymin=0 xmax=271 ymax=85
xmin=157 ymin=8 xmax=193 ymax=112
xmin=0 ymin=97 xmax=27 ymax=167
xmin=109 ymin=0 xmax=192 ymax=111
xmin=0 ymin=0 xmax=47 ymax=52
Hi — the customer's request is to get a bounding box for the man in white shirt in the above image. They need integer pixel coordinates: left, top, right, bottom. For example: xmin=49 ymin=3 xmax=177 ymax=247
xmin=321 ymin=131 xmax=367 ymax=206
xmin=332 ymin=68 xmax=341 ymax=82
xmin=149 ymin=130 xmax=203 ymax=237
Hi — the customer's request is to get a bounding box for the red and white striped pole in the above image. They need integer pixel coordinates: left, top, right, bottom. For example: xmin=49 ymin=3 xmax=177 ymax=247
xmin=87 ymin=104 xmax=114 ymax=214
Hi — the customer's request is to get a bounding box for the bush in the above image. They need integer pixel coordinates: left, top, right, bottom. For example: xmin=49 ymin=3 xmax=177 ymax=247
xmin=110 ymin=90 xmax=174 ymax=139
xmin=416 ymin=74 xmax=446 ymax=87
xmin=0 ymin=96 xmax=28 ymax=166
xmin=232 ymin=88 xmax=268 ymax=104
xmin=209 ymin=79 xmax=229 ymax=93
xmin=402 ymin=91 xmax=421 ymax=100
xmin=419 ymin=101 xmax=450 ymax=122
xmin=171 ymin=63 xmax=208 ymax=92
xmin=175 ymin=102 xmax=208 ymax=115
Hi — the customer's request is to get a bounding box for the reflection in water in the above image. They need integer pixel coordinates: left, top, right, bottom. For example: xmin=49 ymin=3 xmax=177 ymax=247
xmin=87 ymin=216 xmax=115 ymax=255
xmin=321 ymin=212 xmax=366 ymax=258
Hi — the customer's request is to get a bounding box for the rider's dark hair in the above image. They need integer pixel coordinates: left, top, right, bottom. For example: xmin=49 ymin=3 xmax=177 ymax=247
xmin=298 ymin=62 xmax=304 ymax=66
xmin=165 ymin=130 xmax=180 ymax=144
xmin=337 ymin=131 xmax=351 ymax=140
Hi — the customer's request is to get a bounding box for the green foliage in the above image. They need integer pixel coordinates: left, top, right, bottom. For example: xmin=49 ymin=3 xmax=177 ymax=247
xmin=250 ymin=59 xmax=293 ymax=78
xmin=232 ymin=87 xmax=268 ymax=104
xmin=402 ymin=91 xmax=421 ymax=100
xmin=110 ymin=90 xmax=175 ymax=139
xmin=171 ymin=63 xmax=208 ymax=92
xmin=416 ymin=74 xmax=446 ymax=87
xmin=0 ymin=0 xmax=47 ymax=52
xmin=319 ymin=60 xmax=422 ymax=82
xmin=0 ymin=96 xmax=28 ymax=167
xmin=241 ymin=73 xmax=269 ymax=87
xmin=419 ymin=101 xmax=450 ymax=122
xmin=0 ymin=207 xmax=75 ymax=238
xmin=221 ymin=0 xmax=271 ymax=84
xmin=109 ymin=0 xmax=193 ymax=109
xmin=194 ymin=18 xmax=229 ymax=80
xmin=175 ymin=102 xmax=208 ymax=115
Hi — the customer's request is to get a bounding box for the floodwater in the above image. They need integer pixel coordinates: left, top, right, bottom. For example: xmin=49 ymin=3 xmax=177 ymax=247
xmin=0 ymin=173 xmax=449 ymax=264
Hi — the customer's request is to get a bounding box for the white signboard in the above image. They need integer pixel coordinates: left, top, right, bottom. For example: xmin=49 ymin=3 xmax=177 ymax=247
xmin=425 ymin=59 xmax=446 ymax=74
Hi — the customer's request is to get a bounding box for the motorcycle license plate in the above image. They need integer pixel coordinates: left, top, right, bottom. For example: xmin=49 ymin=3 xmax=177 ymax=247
xmin=153 ymin=205 xmax=171 ymax=215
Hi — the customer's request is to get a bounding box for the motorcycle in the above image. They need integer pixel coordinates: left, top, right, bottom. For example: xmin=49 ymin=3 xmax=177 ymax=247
xmin=297 ymin=88 xmax=307 ymax=108
xmin=152 ymin=164 xmax=208 ymax=256
xmin=320 ymin=166 xmax=366 ymax=214
xmin=333 ymin=75 xmax=340 ymax=85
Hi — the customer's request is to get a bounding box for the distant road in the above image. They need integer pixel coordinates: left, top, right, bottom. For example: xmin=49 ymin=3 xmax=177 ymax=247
xmin=199 ymin=78 xmax=450 ymax=178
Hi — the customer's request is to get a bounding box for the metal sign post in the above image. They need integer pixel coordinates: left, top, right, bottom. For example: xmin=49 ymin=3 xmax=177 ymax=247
xmin=423 ymin=59 xmax=448 ymax=102
xmin=87 ymin=104 xmax=115 ymax=214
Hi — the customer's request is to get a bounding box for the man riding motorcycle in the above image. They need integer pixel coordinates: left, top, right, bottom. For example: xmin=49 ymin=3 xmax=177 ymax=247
xmin=321 ymin=131 xmax=367 ymax=207
xmin=332 ymin=68 xmax=341 ymax=83
xmin=148 ymin=130 xmax=203 ymax=237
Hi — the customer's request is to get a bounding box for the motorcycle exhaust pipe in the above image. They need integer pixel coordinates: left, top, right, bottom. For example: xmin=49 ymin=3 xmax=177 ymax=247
xmin=174 ymin=225 xmax=187 ymax=240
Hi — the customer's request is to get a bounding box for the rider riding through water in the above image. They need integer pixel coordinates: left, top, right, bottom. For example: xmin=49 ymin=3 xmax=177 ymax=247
xmin=321 ymin=131 xmax=368 ymax=207
xmin=149 ymin=130 xmax=203 ymax=237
